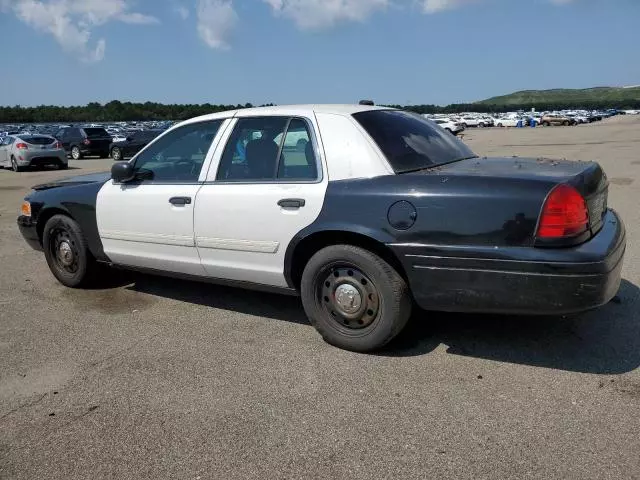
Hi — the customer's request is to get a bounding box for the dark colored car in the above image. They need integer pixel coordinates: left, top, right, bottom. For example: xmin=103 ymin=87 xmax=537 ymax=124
xmin=55 ymin=126 xmax=112 ymax=159
xmin=16 ymin=105 xmax=625 ymax=352
xmin=110 ymin=130 xmax=162 ymax=161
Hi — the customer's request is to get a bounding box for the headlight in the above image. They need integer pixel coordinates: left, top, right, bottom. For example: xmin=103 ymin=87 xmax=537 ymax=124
xmin=21 ymin=201 xmax=31 ymax=217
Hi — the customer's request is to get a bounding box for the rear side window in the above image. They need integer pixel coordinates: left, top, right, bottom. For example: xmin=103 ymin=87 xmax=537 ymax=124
xmin=217 ymin=117 xmax=318 ymax=182
xmin=353 ymin=110 xmax=476 ymax=173
xmin=83 ymin=128 xmax=109 ymax=138
xmin=276 ymin=119 xmax=317 ymax=180
xmin=217 ymin=117 xmax=288 ymax=181
xmin=21 ymin=136 xmax=54 ymax=145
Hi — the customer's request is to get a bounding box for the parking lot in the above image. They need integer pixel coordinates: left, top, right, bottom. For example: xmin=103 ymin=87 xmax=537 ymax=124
xmin=1 ymin=116 xmax=639 ymax=479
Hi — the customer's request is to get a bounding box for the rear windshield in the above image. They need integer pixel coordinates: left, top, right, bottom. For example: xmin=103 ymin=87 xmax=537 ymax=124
xmin=83 ymin=128 xmax=110 ymax=138
xmin=21 ymin=136 xmax=54 ymax=145
xmin=353 ymin=110 xmax=477 ymax=173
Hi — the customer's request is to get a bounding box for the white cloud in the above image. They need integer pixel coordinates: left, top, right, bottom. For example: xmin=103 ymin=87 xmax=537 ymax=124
xmin=171 ymin=0 xmax=190 ymax=19
xmin=2 ymin=0 xmax=159 ymax=63
xmin=421 ymin=0 xmax=476 ymax=14
xmin=196 ymin=0 xmax=237 ymax=49
xmin=263 ymin=0 xmax=390 ymax=29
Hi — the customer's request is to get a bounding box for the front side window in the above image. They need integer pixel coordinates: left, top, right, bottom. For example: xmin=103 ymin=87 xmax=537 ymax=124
xmin=133 ymin=120 xmax=223 ymax=183
xmin=353 ymin=110 xmax=476 ymax=173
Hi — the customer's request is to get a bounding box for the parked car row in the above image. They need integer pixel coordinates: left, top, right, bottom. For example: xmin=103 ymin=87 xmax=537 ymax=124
xmin=425 ymin=107 xmax=623 ymax=135
xmin=0 ymin=122 xmax=168 ymax=170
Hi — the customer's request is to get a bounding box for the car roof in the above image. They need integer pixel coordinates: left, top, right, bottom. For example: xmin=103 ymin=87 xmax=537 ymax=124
xmin=179 ymin=104 xmax=393 ymax=125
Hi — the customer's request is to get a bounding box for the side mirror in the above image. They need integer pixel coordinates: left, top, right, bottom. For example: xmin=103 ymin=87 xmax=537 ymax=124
xmin=111 ymin=162 xmax=135 ymax=183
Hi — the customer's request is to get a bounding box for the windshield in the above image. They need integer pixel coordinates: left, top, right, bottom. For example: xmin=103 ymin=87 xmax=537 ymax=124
xmin=353 ymin=110 xmax=476 ymax=173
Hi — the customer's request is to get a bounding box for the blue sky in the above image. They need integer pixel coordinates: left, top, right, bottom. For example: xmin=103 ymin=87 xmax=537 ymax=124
xmin=1 ymin=0 xmax=639 ymax=107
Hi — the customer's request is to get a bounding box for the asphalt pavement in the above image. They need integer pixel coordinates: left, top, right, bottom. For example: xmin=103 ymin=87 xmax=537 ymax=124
xmin=1 ymin=117 xmax=639 ymax=479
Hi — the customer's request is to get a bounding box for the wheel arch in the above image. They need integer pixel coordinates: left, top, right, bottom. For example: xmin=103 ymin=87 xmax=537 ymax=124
xmin=36 ymin=206 xmax=73 ymax=245
xmin=285 ymin=227 xmax=407 ymax=290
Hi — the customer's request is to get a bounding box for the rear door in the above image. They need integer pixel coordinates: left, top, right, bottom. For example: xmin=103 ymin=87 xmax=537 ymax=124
xmin=96 ymin=119 xmax=227 ymax=276
xmin=194 ymin=115 xmax=328 ymax=287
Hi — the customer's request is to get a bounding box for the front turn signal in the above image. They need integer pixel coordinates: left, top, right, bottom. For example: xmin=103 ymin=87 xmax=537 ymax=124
xmin=21 ymin=201 xmax=31 ymax=217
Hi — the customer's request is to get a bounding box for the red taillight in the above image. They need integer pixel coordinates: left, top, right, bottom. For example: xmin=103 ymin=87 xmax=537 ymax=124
xmin=537 ymin=184 xmax=589 ymax=239
xmin=54 ymin=141 xmax=63 ymax=149
xmin=83 ymin=138 xmax=91 ymax=145
xmin=15 ymin=142 xmax=28 ymax=150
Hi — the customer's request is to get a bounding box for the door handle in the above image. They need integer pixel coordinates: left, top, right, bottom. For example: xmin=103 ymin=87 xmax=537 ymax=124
xmin=278 ymin=198 xmax=306 ymax=209
xmin=169 ymin=196 xmax=192 ymax=206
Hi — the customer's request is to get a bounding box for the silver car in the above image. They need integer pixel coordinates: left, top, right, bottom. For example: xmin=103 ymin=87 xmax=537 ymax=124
xmin=0 ymin=134 xmax=68 ymax=172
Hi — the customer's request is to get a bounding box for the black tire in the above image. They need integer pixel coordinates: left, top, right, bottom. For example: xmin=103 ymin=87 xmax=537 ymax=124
xmin=542 ymin=121 xmax=550 ymax=127
xmin=59 ymin=163 xmax=69 ymax=170
xmin=478 ymin=122 xmax=485 ymax=128
xmin=11 ymin=157 xmax=21 ymax=172
xmin=563 ymin=120 xmax=569 ymax=126
xmin=111 ymin=147 xmax=122 ymax=161
xmin=42 ymin=214 xmax=96 ymax=288
xmin=300 ymin=245 xmax=412 ymax=352
xmin=70 ymin=146 xmax=82 ymax=160
xmin=99 ymin=150 xmax=110 ymax=159
xmin=497 ymin=123 xmax=503 ymax=128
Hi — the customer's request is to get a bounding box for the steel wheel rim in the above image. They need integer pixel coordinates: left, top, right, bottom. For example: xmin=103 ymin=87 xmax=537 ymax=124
xmin=72 ymin=148 xmax=80 ymax=160
xmin=317 ymin=264 xmax=380 ymax=330
xmin=49 ymin=228 xmax=79 ymax=274
xmin=112 ymin=148 xmax=120 ymax=160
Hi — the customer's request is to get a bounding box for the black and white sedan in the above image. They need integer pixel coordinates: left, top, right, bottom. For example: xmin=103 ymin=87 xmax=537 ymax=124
xmin=17 ymin=105 xmax=625 ymax=352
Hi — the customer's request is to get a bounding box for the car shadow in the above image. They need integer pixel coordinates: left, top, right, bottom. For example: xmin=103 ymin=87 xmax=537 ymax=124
xmin=115 ymin=272 xmax=639 ymax=374
xmin=385 ymin=279 xmax=640 ymax=374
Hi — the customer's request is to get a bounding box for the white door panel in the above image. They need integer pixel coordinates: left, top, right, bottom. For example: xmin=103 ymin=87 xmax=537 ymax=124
xmin=194 ymin=182 xmax=326 ymax=286
xmin=97 ymin=182 xmax=206 ymax=275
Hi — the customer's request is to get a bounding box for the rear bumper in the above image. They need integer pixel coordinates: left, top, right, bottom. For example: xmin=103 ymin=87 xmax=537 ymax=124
xmin=17 ymin=215 xmax=42 ymax=251
xmin=392 ymin=210 xmax=625 ymax=315
xmin=20 ymin=153 xmax=67 ymax=166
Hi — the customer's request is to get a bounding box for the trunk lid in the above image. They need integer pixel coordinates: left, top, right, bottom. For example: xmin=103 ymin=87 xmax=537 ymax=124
xmin=82 ymin=128 xmax=112 ymax=150
xmin=419 ymin=156 xmax=609 ymax=236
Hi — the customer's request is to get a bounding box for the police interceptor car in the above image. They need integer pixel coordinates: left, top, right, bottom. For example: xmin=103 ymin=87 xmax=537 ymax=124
xmin=17 ymin=105 xmax=625 ymax=352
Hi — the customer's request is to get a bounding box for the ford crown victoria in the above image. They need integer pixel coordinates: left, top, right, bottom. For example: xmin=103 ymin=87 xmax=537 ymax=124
xmin=17 ymin=105 xmax=625 ymax=352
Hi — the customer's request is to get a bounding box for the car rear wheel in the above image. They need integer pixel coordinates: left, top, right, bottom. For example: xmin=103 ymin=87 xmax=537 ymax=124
xmin=563 ymin=120 xmax=570 ymax=126
xmin=497 ymin=123 xmax=503 ymax=128
xmin=111 ymin=147 xmax=122 ymax=161
xmin=300 ymin=245 xmax=412 ymax=352
xmin=43 ymin=214 xmax=96 ymax=288
xmin=71 ymin=146 xmax=82 ymax=160
xmin=478 ymin=122 xmax=485 ymax=128
xmin=11 ymin=157 xmax=21 ymax=172
xmin=542 ymin=121 xmax=550 ymax=127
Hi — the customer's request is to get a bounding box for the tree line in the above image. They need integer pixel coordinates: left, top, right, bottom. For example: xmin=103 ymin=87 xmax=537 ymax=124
xmin=1 ymin=99 xmax=639 ymax=124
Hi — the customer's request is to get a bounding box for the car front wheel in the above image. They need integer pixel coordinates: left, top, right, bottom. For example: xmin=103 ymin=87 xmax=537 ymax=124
xmin=43 ymin=214 xmax=96 ymax=288
xmin=300 ymin=245 xmax=412 ymax=352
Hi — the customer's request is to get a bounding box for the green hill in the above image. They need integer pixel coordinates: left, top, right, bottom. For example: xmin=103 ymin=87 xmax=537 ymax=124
xmin=476 ymin=86 xmax=640 ymax=107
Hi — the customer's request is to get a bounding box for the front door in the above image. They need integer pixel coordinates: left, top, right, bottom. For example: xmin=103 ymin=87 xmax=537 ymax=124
xmin=194 ymin=115 xmax=328 ymax=287
xmin=96 ymin=119 xmax=226 ymax=276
